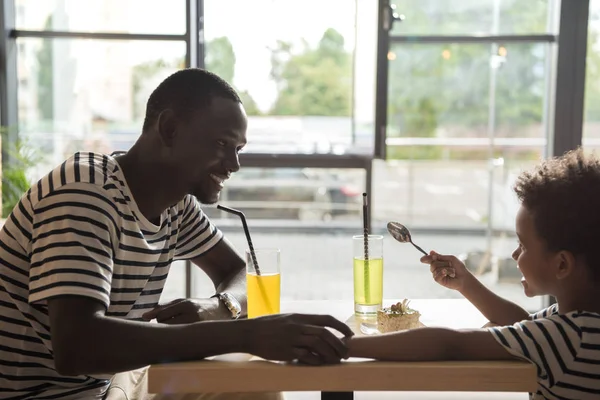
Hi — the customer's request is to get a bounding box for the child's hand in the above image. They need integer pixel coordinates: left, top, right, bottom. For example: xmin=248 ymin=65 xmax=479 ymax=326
xmin=420 ymin=251 xmax=471 ymax=292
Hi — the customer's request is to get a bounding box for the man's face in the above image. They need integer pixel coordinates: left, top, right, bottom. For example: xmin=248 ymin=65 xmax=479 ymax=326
xmin=511 ymin=205 xmax=556 ymax=297
xmin=164 ymin=97 xmax=248 ymax=204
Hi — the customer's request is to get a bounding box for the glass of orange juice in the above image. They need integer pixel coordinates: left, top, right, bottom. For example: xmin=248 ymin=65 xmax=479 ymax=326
xmin=246 ymin=248 xmax=281 ymax=318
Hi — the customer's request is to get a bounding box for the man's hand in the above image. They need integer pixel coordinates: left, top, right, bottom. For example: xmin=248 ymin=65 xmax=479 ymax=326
xmin=246 ymin=313 xmax=354 ymax=366
xmin=142 ymin=298 xmax=230 ymax=324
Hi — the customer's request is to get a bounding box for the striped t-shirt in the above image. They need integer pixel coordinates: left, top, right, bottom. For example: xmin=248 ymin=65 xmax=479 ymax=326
xmin=489 ymin=303 xmax=600 ymax=399
xmin=0 ymin=152 xmax=223 ymax=399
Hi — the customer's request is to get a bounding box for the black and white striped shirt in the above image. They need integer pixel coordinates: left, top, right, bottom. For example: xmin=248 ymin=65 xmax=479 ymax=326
xmin=0 ymin=152 xmax=223 ymax=399
xmin=489 ymin=303 xmax=600 ymax=399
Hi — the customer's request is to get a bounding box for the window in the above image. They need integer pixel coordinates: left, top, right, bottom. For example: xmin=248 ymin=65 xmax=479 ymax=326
xmin=372 ymin=0 xmax=558 ymax=311
xmin=15 ymin=0 xmax=185 ymax=34
xmin=203 ymin=0 xmax=376 ymax=156
xmin=4 ymin=0 xmax=585 ymax=313
xmin=389 ymin=0 xmax=555 ymax=36
xmin=584 ymin=0 xmax=600 ymax=152
xmin=16 ymin=38 xmax=185 ymax=176
xmin=11 ymin=1 xmax=188 ymax=299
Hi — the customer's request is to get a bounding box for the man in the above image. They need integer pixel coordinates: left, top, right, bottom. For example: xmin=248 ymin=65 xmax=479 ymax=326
xmin=0 ymin=68 xmax=353 ymax=399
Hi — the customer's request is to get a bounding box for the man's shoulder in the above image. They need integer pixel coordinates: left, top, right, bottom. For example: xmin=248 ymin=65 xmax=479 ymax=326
xmin=29 ymin=152 xmax=120 ymax=205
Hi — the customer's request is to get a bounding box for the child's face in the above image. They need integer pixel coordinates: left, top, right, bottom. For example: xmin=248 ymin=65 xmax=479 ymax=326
xmin=512 ymin=205 xmax=556 ymax=297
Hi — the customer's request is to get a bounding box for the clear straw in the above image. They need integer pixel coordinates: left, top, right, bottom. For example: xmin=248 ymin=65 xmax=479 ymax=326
xmin=362 ymin=193 xmax=370 ymax=303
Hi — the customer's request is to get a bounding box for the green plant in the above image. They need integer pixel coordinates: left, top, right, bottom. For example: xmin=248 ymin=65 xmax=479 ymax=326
xmin=1 ymin=128 xmax=44 ymax=218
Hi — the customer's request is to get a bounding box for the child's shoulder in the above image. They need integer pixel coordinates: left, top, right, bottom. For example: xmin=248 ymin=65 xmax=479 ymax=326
xmin=528 ymin=305 xmax=600 ymax=339
xmin=568 ymin=310 xmax=600 ymax=331
xmin=529 ymin=303 xmax=560 ymax=320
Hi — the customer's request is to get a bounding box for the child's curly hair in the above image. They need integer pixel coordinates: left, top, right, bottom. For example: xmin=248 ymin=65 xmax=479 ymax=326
xmin=514 ymin=147 xmax=600 ymax=280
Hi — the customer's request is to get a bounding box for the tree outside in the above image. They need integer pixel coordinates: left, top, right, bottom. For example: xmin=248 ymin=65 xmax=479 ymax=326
xmin=385 ymin=1 xmax=550 ymax=160
xmin=269 ymin=28 xmax=352 ymax=117
xmin=131 ymin=36 xmax=262 ymax=117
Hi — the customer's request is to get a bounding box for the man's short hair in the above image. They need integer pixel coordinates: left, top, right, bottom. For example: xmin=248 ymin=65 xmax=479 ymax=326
xmin=514 ymin=147 xmax=600 ymax=279
xmin=142 ymin=68 xmax=241 ymax=132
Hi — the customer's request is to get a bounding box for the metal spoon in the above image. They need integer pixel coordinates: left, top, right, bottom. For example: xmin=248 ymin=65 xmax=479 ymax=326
xmin=387 ymin=221 xmax=428 ymax=256
xmin=387 ymin=221 xmax=456 ymax=278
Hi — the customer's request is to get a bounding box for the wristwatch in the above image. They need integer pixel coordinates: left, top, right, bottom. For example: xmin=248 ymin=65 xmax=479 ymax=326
xmin=212 ymin=292 xmax=242 ymax=319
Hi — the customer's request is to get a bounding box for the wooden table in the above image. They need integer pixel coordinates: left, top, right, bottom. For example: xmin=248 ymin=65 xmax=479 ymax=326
xmin=148 ymin=299 xmax=537 ymax=399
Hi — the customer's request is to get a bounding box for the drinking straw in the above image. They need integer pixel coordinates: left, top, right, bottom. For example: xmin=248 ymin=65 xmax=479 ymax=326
xmin=362 ymin=193 xmax=370 ymax=303
xmin=216 ymin=204 xmax=273 ymax=314
xmin=217 ymin=205 xmax=261 ymax=275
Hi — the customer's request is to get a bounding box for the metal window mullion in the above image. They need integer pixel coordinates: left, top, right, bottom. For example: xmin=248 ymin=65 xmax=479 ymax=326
xmin=11 ymin=29 xmax=185 ymax=41
xmin=389 ymin=34 xmax=557 ymax=44
xmin=239 ymin=154 xmax=371 ymax=170
xmin=184 ymin=0 xmax=196 ymax=298
xmin=552 ymin=0 xmax=589 ymax=157
xmin=185 ymin=0 xmax=196 ymax=68
xmin=542 ymin=0 xmax=560 ymax=161
xmin=374 ymin=0 xmax=390 ymax=159
xmin=197 ymin=0 xmax=205 ymax=69
xmin=1 ymin=0 xmax=18 ymax=171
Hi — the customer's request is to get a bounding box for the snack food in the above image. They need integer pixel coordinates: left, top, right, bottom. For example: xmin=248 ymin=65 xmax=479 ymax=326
xmin=377 ymin=299 xmax=421 ymax=333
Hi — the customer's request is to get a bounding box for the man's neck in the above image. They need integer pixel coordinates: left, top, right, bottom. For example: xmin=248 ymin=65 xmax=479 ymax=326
xmin=114 ymin=148 xmax=182 ymax=223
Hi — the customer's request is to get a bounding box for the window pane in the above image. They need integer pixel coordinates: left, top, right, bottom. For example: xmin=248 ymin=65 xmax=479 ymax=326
xmin=379 ymin=41 xmax=550 ymax=312
xmin=15 ymin=0 xmax=186 ymax=34
xmin=386 ymin=43 xmax=548 ymax=140
xmin=203 ymin=167 xmax=364 ymax=224
xmin=16 ymin=38 xmax=186 ymax=172
xmin=391 ymin=0 xmax=556 ymax=36
xmin=584 ymin=0 xmax=600 ymax=152
xmin=15 ymin=38 xmax=188 ymax=299
xmin=204 ymin=0 xmax=376 ymax=155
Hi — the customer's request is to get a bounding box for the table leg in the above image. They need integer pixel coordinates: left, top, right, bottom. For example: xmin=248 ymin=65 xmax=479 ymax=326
xmin=321 ymin=392 xmax=353 ymax=400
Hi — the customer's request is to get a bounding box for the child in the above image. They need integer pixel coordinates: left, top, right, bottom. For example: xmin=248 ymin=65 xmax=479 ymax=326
xmin=346 ymin=148 xmax=600 ymax=399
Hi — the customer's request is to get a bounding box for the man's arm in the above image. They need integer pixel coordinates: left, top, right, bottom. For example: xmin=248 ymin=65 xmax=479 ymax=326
xmin=49 ymin=296 xmax=355 ymax=376
xmin=191 ymin=236 xmax=247 ymax=315
xmin=48 ymin=296 xmax=250 ymax=376
xmin=348 ymin=327 xmax=516 ymax=361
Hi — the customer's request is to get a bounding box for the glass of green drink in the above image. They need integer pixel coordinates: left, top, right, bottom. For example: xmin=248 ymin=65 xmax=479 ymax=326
xmin=353 ymin=234 xmax=384 ymax=317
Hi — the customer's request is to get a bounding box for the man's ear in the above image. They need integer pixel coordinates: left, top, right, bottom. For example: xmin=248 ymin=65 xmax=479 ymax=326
xmin=555 ymin=250 xmax=576 ymax=280
xmin=156 ymin=109 xmax=178 ymax=147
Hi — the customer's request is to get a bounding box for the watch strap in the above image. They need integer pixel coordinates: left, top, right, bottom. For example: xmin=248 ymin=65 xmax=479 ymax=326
xmin=212 ymin=292 xmax=242 ymax=319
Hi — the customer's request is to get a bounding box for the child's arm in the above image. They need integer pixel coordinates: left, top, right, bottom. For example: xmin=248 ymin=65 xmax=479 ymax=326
xmin=459 ymin=273 xmax=530 ymax=325
xmin=347 ymin=327 xmax=514 ymax=361
xmin=348 ymin=314 xmax=576 ymax=393
xmin=423 ymin=252 xmax=530 ymax=325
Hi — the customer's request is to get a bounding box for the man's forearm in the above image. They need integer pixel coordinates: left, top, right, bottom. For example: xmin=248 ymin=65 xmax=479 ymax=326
xmin=460 ymin=275 xmax=529 ymax=325
xmin=60 ymin=317 xmax=252 ymax=376
xmin=216 ymin=266 xmax=248 ymax=316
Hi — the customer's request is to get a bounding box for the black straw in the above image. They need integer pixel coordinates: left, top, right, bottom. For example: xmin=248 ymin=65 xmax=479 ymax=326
xmin=217 ymin=205 xmax=261 ymax=275
xmin=362 ymin=193 xmax=370 ymax=302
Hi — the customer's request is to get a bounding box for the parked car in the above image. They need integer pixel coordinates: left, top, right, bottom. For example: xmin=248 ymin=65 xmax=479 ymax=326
xmin=204 ymin=168 xmax=362 ymax=221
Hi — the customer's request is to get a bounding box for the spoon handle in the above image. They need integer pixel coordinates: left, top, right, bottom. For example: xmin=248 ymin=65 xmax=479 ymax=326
xmin=412 ymin=242 xmax=428 ymax=256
